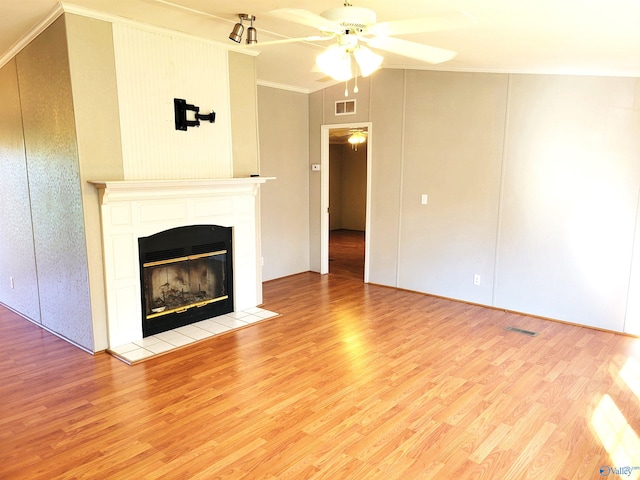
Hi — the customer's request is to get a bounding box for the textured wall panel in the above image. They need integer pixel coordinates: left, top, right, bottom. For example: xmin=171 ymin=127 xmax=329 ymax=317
xmin=0 ymin=60 xmax=41 ymax=321
xmin=16 ymin=18 xmax=94 ymax=350
xmin=112 ymin=24 xmax=233 ymax=180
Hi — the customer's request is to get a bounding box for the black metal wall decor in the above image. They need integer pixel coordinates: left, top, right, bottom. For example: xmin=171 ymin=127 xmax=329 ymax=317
xmin=174 ymin=98 xmax=216 ymax=131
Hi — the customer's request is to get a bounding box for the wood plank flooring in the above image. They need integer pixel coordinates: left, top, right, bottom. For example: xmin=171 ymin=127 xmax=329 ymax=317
xmin=1 ymin=242 xmax=640 ymax=478
xmin=329 ymin=229 xmax=365 ymax=280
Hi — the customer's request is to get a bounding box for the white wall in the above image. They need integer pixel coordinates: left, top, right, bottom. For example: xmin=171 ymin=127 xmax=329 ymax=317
xmin=112 ymin=23 xmax=233 ymax=180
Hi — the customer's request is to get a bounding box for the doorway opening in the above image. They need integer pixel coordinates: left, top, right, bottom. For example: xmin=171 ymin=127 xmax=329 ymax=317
xmin=320 ymin=122 xmax=372 ymax=281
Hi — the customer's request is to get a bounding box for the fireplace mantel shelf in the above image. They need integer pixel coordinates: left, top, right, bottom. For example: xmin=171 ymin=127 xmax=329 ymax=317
xmin=89 ymin=177 xmax=275 ymax=204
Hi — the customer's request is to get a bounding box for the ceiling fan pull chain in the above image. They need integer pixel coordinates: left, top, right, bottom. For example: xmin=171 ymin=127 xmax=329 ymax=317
xmin=353 ymin=60 xmax=359 ymax=94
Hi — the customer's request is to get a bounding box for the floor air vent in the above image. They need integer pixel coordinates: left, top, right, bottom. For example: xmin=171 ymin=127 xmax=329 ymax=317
xmin=504 ymin=326 xmax=538 ymax=337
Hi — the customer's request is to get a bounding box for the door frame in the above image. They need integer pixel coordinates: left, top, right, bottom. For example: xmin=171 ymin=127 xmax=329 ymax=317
xmin=320 ymin=121 xmax=372 ymax=282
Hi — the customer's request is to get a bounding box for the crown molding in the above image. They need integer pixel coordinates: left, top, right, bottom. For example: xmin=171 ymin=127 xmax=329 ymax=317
xmin=257 ymin=80 xmax=310 ymax=94
xmin=0 ymin=1 xmax=258 ymax=69
xmin=0 ymin=3 xmax=64 ymax=69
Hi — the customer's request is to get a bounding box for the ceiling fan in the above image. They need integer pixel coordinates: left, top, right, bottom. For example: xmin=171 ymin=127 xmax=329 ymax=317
xmin=251 ymin=1 xmax=475 ymax=82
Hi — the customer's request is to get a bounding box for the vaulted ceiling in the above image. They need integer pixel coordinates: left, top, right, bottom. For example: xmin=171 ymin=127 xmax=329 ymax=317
xmin=2 ymin=0 xmax=640 ymax=93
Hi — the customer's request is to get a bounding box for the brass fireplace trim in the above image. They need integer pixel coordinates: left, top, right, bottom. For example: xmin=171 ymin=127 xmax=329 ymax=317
xmin=143 ymin=250 xmax=227 ymax=268
xmin=146 ymin=295 xmax=229 ymax=319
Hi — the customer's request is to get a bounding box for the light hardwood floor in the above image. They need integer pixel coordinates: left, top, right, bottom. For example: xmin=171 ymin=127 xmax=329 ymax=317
xmin=1 ymin=236 xmax=639 ymax=479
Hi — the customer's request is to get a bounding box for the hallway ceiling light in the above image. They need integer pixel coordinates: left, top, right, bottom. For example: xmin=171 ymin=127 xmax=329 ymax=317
xmin=348 ymin=130 xmax=367 ymax=145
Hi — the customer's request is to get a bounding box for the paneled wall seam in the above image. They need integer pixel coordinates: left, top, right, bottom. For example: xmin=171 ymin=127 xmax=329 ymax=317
xmin=492 ymin=73 xmax=513 ymax=307
xmin=14 ymin=56 xmax=43 ymax=323
xmin=622 ymin=188 xmax=640 ymax=332
xmin=395 ymin=70 xmax=407 ymax=288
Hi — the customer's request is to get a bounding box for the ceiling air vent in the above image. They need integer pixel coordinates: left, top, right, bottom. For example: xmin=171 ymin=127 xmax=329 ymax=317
xmin=335 ymin=99 xmax=356 ymax=116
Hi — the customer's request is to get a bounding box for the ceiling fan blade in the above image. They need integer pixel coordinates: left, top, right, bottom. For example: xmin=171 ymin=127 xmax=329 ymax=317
xmin=369 ymin=11 xmax=476 ymax=37
xmin=365 ymin=36 xmax=456 ymax=64
xmin=269 ymin=8 xmax=339 ymax=33
xmin=244 ymin=35 xmax=334 ymax=48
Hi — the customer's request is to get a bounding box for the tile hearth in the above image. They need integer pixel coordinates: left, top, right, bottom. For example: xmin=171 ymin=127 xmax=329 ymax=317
xmin=108 ymin=307 xmax=279 ymax=364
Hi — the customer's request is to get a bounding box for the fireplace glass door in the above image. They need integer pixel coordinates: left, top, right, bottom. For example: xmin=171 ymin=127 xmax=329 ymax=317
xmin=143 ymin=250 xmax=228 ymax=319
xmin=138 ymin=225 xmax=233 ymax=337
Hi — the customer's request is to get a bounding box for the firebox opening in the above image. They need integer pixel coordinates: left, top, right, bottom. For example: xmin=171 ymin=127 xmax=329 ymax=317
xmin=138 ymin=225 xmax=233 ymax=337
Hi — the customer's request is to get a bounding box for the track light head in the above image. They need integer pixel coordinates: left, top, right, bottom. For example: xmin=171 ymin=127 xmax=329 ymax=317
xmin=228 ymin=23 xmax=244 ymax=43
xmin=229 ymin=14 xmax=256 ymax=44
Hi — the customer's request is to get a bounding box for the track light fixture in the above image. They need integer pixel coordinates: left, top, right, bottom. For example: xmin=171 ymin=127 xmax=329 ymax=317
xmin=246 ymin=16 xmax=257 ymax=44
xmin=229 ymin=14 xmax=257 ymax=44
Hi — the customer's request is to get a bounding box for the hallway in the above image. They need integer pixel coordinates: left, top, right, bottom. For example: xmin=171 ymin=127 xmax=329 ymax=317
xmin=329 ymin=229 xmax=365 ymax=280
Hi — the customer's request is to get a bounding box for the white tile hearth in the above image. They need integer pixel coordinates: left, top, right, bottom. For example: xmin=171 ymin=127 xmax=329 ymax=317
xmin=108 ymin=307 xmax=279 ymax=364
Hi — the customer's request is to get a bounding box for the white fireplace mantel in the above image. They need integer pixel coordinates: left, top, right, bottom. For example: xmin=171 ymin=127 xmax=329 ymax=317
xmin=90 ymin=177 xmax=274 ymax=348
xmin=90 ymin=177 xmax=274 ymax=204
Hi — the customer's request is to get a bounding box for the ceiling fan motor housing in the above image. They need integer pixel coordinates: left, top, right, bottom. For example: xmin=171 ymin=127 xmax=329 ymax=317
xmin=321 ymin=6 xmax=377 ymax=31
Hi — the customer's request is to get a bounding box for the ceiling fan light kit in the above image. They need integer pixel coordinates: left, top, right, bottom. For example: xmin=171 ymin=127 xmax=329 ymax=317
xmin=352 ymin=45 xmax=383 ymax=76
xmin=255 ymin=2 xmax=470 ymax=86
xmin=316 ymin=43 xmax=352 ymax=81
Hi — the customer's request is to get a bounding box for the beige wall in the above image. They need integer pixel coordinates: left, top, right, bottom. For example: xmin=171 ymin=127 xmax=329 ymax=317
xmin=308 ymin=90 xmax=324 ymax=273
xmin=399 ymin=71 xmax=507 ymax=306
xmin=496 ymin=74 xmax=640 ymax=331
xmin=258 ymin=86 xmax=310 ymax=281
xmin=367 ymin=69 xmax=405 ymax=287
xmin=302 ymin=69 xmax=640 ymax=333
xmin=229 ymin=52 xmax=260 ymax=177
xmin=329 ymin=144 xmax=344 ymax=230
xmin=66 ymin=13 xmax=124 ymax=352
xmin=329 ymin=143 xmax=367 ymax=231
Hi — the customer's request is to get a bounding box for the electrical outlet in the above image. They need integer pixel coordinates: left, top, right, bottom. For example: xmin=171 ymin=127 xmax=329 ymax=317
xmin=473 ymin=274 xmax=481 ymax=286
xmin=10 ymin=277 xmax=14 ymax=289
xmin=421 ymin=194 xmax=428 ymax=205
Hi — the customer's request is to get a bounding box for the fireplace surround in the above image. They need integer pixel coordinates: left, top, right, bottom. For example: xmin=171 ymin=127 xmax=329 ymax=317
xmin=90 ymin=178 xmax=273 ymax=348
